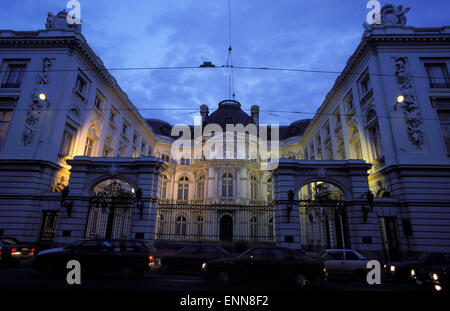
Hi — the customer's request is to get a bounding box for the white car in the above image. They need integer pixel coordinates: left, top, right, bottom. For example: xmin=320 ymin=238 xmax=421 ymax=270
xmin=320 ymin=249 xmax=368 ymax=280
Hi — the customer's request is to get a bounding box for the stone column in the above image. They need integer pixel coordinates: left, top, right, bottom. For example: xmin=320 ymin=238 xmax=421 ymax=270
xmin=273 ymin=168 xmax=302 ymax=249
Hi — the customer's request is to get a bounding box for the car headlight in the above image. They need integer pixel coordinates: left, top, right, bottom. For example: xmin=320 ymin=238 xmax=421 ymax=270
xmin=410 ymin=269 xmax=415 ymax=277
xmin=201 ymin=263 xmax=207 ymax=272
xmin=431 ymin=273 xmax=439 ymax=281
xmin=390 ymin=266 xmax=396 ymax=272
xmin=434 ymin=284 xmax=442 ymax=292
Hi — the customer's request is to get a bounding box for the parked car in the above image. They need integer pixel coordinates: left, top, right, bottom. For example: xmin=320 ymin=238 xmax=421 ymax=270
xmin=385 ymin=252 xmax=449 ymax=283
xmin=160 ymin=244 xmax=230 ymax=274
xmin=410 ymin=253 xmax=450 ymax=292
xmin=319 ymin=249 xmax=368 ymax=281
xmin=32 ymin=239 xmax=160 ymax=278
xmin=201 ymin=246 xmax=327 ymax=288
xmin=0 ymin=237 xmax=35 ymax=266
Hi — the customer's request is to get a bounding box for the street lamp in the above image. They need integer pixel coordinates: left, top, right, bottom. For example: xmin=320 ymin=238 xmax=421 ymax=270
xmin=361 ymin=190 xmax=374 ymax=223
xmin=60 ymin=186 xmax=73 ymax=217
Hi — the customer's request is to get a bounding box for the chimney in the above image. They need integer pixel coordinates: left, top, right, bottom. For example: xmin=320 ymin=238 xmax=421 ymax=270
xmin=251 ymin=105 xmax=259 ymax=125
xmin=200 ymin=105 xmax=209 ymax=123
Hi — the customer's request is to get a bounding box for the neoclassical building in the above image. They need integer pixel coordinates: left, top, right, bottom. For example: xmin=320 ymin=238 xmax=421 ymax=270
xmin=0 ymin=6 xmax=449 ymax=262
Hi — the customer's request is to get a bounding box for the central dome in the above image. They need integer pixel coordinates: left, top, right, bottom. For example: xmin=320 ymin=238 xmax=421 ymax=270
xmin=205 ymin=99 xmax=253 ymax=128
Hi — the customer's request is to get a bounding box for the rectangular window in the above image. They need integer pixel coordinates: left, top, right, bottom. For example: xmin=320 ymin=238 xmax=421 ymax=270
xmin=94 ymin=96 xmax=103 ymax=111
xmin=122 ymin=122 xmax=128 ymax=135
xmin=133 ymin=132 xmax=138 ymax=145
xmin=0 ymin=110 xmax=13 ymax=148
xmin=2 ymin=64 xmax=26 ymax=88
xmin=344 ymin=92 xmax=354 ymax=112
xmin=360 ymin=74 xmax=371 ymax=95
xmin=84 ymin=136 xmax=95 ymax=156
xmin=109 ymin=109 xmax=117 ymax=124
xmin=437 ymin=110 xmax=450 ymax=152
xmin=59 ymin=124 xmax=76 ymax=156
xmin=425 ymin=63 xmax=450 ymax=89
xmin=75 ymin=76 xmax=87 ymax=95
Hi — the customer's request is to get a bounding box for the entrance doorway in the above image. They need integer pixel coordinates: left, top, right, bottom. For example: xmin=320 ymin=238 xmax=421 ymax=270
xmin=219 ymin=215 xmax=233 ymax=241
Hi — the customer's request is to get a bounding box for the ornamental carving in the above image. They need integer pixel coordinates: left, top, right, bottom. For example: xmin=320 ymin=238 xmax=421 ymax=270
xmin=22 ymin=58 xmax=52 ymax=146
xmin=394 ymin=57 xmax=425 ymax=149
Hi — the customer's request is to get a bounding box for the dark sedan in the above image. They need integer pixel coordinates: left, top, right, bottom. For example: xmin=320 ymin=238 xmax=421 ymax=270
xmin=32 ymin=239 xmax=159 ymax=279
xmin=201 ymin=246 xmax=327 ymax=288
xmin=0 ymin=237 xmax=35 ymax=266
xmin=411 ymin=252 xmax=450 ymax=292
xmin=160 ymin=244 xmax=230 ymax=274
xmin=386 ymin=252 xmax=450 ymax=283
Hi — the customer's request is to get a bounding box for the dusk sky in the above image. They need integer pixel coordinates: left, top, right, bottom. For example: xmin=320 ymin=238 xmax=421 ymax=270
xmin=1 ymin=0 xmax=449 ymax=125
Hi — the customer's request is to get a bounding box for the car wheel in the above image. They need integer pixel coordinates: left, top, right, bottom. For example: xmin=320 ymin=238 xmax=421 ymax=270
xmin=293 ymin=273 xmax=308 ymax=289
xmin=120 ymin=265 xmax=134 ymax=280
xmin=217 ymin=270 xmax=230 ymax=285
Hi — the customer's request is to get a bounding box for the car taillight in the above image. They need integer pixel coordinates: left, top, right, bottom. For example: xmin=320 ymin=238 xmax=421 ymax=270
xmin=149 ymin=255 xmax=154 ymax=261
xmin=11 ymin=248 xmax=17 ymax=253
xmin=323 ymin=267 xmax=327 ymax=274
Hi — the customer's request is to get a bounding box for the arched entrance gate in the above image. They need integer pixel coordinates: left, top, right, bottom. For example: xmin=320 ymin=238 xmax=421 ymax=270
xmin=272 ymin=159 xmax=373 ymax=251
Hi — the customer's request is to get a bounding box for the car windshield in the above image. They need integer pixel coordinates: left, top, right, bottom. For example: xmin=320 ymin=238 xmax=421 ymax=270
xmin=0 ymin=238 xmax=19 ymax=245
xmin=407 ymin=252 xmax=426 ymax=261
xmin=63 ymin=239 xmax=90 ymax=249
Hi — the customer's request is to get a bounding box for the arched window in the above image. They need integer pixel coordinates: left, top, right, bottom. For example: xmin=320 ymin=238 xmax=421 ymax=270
xmin=250 ymin=175 xmax=258 ymax=200
xmin=222 ymin=173 xmax=233 ymax=197
xmin=250 ymin=216 xmax=258 ymax=240
xmin=266 ymin=178 xmax=273 ymax=202
xmin=177 ymin=176 xmax=189 ymax=201
xmin=196 ymin=215 xmax=204 ymax=237
xmin=161 ymin=175 xmax=168 ymax=199
xmin=197 ymin=175 xmax=205 ymax=199
xmin=366 ymin=110 xmax=384 ymax=160
xmin=175 ymin=215 xmax=187 ymax=236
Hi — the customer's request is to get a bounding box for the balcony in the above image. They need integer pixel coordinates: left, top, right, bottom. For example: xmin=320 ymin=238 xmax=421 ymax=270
xmin=1 ymin=82 xmax=21 ymax=88
xmin=430 ymin=82 xmax=450 ymax=89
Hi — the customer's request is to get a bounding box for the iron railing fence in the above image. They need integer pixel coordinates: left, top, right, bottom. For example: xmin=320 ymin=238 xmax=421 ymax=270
xmin=156 ymin=201 xmax=275 ymax=243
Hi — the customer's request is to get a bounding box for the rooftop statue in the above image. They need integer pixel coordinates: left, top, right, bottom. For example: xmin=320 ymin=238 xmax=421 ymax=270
xmin=381 ymin=4 xmax=410 ymax=26
xmin=45 ymin=9 xmax=81 ymax=32
xmin=364 ymin=3 xmax=410 ymax=30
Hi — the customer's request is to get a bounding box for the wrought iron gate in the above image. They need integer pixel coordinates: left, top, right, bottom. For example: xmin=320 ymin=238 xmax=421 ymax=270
xmin=85 ymin=181 xmax=134 ymax=239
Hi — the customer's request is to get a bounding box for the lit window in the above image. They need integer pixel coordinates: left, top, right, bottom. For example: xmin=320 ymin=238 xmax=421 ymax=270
xmin=178 ymin=177 xmax=189 ymax=201
xmin=161 ymin=175 xmax=168 ymax=199
xmin=0 ymin=109 xmax=13 ymax=148
xmin=197 ymin=175 xmax=205 ymax=199
xmin=59 ymin=124 xmax=77 ymax=156
xmin=222 ymin=173 xmax=233 ymax=198
xmin=250 ymin=175 xmax=258 ymax=200
xmin=175 ymin=215 xmax=187 ymax=236
xmin=84 ymin=136 xmax=95 ymax=156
